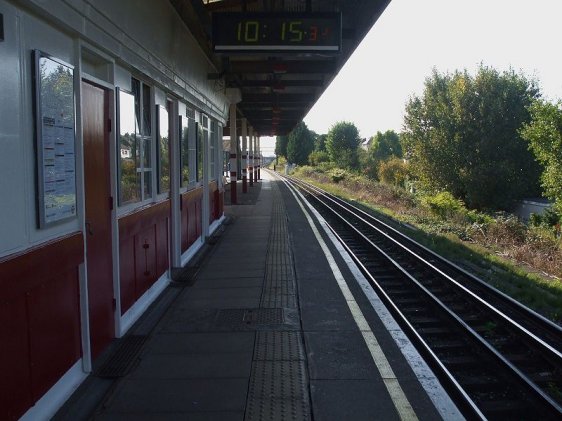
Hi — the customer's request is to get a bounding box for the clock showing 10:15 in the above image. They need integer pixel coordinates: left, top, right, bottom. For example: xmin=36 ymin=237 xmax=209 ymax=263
xmin=213 ymin=12 xmax=342 ymax=52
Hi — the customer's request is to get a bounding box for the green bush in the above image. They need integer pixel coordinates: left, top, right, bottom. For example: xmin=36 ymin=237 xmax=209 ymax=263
xmin=308 ymin=150 xmax=330 ymax=166
xmin=530 ymin=208 xmax=560 ymax=227
xmin=423 ymin=191 xmax=467 ymax=219
xmin=378 ymin=157 xmax=409 ymax=187
xmin=329 ymin=168 xmax=347 ymax=183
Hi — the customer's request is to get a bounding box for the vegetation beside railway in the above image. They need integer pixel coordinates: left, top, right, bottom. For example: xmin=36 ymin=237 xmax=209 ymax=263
xmin=272 ymin=65 xmax=562 ymax=323
xmin=281 ymin=162 xmax=562 ymax=323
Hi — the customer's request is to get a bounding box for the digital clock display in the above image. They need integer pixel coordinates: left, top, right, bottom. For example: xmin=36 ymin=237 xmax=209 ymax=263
xmin=213 ymin=12 xmax=342 ymax=53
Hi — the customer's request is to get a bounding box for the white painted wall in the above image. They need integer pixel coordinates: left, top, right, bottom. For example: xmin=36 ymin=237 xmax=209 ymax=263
xmin=0 ymin=0 xmax=229 ymax=257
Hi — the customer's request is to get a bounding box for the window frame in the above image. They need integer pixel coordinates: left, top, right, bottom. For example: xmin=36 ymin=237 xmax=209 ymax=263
xmin=116 ymin=77 xmax=155 ymax=214
xmin=156 ymin=102 xmax=171 ymax=198
xmin=179 ymin=106 xmax=197 ymax=193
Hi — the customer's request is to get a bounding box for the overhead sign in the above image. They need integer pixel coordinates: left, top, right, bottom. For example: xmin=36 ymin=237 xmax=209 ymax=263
xmin=213 ymin=12 xmax=341 ymax=53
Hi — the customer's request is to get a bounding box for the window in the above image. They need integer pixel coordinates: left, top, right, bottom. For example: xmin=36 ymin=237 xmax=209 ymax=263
xmin=180 ymin=108 xmax=196 ymax=189
xmin=196 ymin=117 xmax=205 ymax=182
xmin=117 ymin=78 xmax=153 ymax=206
xmin=157 ymin=103 xmax=170 ymax=194
xmin=118 ymin=89 xmax=140 ymax=204
xmin=210 ymin=120 xmax=217 ymax=180
xmin=179 ymin=115 xmax=189 ymax=188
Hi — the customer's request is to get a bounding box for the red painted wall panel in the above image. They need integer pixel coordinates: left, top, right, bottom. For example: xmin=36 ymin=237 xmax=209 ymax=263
xmin=181 ymin=199 xmax=188 ymax=252
xmin=156 ymin=217 xmax=169 ymax=276
xmin=28 ymin=270 xmax=81 ymax=401
xmin=189 ymin=200 xmax=198 ymax=244
xmin=0 ymin=297 xmax=32 ymax=420
xmin=119 ymin=235 xmax=136 ymax=314
xmin=0 ymin=233 xmax=83 ymax=420
xmin=135 ymin=225 xmax=157 ymax=296
xmin=196 ymin=199 xmax=202 ymax=238
xmin=180 ymin=188 xmax=203 ymax=252
xmin=118 ymin=201 xmax=170 ymax=314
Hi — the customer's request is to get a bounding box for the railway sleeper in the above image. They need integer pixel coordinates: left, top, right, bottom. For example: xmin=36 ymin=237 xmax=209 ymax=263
xmin=439 ymin=354 xmax=482 ymax=367
xmin=428 ymin=339 xmax=467 ymax=350
xmin=391 ymin=297 xmax=424 ymax=306
xmin=477 ymin=399 xmax=534 ymax=418
xmin=406 ymin=316 xmax=441 ymax=326
xmin=416 ymin=326 xmax=455 ymax=336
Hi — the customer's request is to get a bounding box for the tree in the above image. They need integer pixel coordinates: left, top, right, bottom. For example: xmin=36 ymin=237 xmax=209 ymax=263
xmin=403 ymin=65 xmax=542 ymax=210
xmin=314 ymin=133 xmax=327 ymax=152
xmin=326 ymin=121 xmax=361 ymax=169
xmin=369 ymin=130 xmax=402 ymax=161
xmin=275 ymin=135 xmax=288 ymax=159
xmin=520 ymin=100 xmax=562 ymax=213
xmin=362 ymin=130 xmax=402 ymax=179
xmin=286 ymin=121 xmax=314 ymax=165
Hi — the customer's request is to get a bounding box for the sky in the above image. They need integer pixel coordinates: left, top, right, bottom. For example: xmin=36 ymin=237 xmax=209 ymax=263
xmin=305 ymin=0 xmax=562 ymax=137
xmin=261 ymin=0 xmax=562 ymax=155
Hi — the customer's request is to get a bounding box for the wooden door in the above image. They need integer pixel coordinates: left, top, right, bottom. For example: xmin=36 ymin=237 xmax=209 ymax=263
xmin=82 ymin=81 xmax=114 ymax=359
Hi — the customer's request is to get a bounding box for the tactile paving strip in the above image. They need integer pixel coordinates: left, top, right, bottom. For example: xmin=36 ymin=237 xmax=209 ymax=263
xmin=245 ymin=361 xmax=310 ymax=421
xmin=245 ymin=397 xmax=311 ymax=421
xmin=260 ymin=293 xmax=297 ymax=309
xmin=244 ymin=181 xmax=311 ymax=421
xmin=254 ymin=332 xmax=305 ymax=361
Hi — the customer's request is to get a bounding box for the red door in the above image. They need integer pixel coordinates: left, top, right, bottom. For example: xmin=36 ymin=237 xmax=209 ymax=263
xmin=82 ymin=81 xmax=114 ymax=359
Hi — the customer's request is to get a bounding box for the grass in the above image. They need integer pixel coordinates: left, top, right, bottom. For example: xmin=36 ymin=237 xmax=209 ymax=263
xmin=287 ymin=165 xmax=562 ymax=324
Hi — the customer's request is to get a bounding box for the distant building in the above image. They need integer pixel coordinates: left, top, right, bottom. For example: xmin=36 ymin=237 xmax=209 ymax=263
xmin=360 ymin=137 xmax=371 ymax=150
xmin=513 ymin=198 xmax=553 ymax=222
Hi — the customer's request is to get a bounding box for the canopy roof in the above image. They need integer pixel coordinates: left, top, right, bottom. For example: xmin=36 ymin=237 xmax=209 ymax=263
xmin=171 ymin=0 xmax=390 ymax=135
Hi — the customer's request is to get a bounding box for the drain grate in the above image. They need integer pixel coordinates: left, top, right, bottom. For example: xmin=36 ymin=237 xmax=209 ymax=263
xmin=245 ymin=308 xmax=284 ymax=325
xmin=94 ymin=335 xmax=147 ymax=378
xmin=170 ymin=266 xmax=199 ymax=285
xmin=217 ymin=308 xmax=284 ymax=327
xmin=216 ymin=309 xmax=247 ymax=325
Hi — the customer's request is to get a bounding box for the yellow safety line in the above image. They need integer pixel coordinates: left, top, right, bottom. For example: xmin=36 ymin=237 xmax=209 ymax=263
xmin=287 ymin=182 xmax=419 ymax=421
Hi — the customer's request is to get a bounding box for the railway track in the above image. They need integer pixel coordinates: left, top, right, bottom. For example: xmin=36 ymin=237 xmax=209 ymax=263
xmin=282 ymin=174 xmax=562 ymax=420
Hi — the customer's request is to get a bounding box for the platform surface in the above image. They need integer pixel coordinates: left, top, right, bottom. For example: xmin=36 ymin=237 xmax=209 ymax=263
xmin=55 ymin=171 xmax=461 ymax=420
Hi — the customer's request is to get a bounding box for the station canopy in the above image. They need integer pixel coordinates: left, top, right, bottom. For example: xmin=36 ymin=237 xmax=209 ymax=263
xmin=170 ymin=0 xmax=390 ymax=136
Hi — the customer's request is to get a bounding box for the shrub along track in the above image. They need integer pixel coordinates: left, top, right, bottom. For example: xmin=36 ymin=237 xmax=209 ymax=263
xmin=284 ymin=174 xmax=562 ymax=420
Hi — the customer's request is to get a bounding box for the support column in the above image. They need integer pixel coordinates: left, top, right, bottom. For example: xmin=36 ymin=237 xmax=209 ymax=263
xmin=257 ymin=136 xmax=261 ymax=180
xmin=249 ymin=127 xmax=254 ymax=186
xmin=229 ymin=103 xmax=238 ymax=204
xmin=241 ymin=118 xmax=248 ymax=193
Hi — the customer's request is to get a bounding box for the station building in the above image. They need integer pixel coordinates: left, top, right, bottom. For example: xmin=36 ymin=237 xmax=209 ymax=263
xmin=0 ymin=0 xmax=389 ymax=419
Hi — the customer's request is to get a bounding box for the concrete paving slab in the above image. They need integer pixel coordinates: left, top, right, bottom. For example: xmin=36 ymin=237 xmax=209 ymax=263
xmin=304 ymin=331 xmax=380 ymax=380
xmin=96 ymin=411 xmax=244 ymax=421
xmin=128 ymin=353 xmax=252 ymax=379
xmin=299 ymin=300 xmax=359 ymax=331
xmin=144 ymin=332 xmax=255 ymax=355
xmin=184 ymin=286 xmax=263 ymax=301
xmin=195 ymin=267 xmax=266 ymax=280
xmin=177 ymin=297 xmax=262 ymax=309
xmin=191 ymin=277 xmax=264 ymax=289
xmin=297 ymin=276 xmax=347 ymax=300
xmin=102 ymin=378 xmax=248 ymax=413
xmin=310 ymin=379 xmax=400 ymax=421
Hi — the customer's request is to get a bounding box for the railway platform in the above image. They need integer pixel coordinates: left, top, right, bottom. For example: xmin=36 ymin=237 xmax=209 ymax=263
xmin=54 ymin=171 xmax=462 ymax=420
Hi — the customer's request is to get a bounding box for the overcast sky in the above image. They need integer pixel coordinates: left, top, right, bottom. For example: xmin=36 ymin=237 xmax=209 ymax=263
xmin=260 ymin=0 xmax=562 ymax=155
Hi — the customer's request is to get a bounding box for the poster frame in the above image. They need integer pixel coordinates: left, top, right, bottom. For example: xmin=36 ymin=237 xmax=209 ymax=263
xmin=33 ymin=49 xmax=77 ymax=228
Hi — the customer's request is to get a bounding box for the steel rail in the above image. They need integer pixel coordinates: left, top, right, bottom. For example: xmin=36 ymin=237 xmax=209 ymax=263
xmin=282 ymin=174 xmax=562 ymax=419
xmin=298 ymin=177 xmax=562 ymax=345
xmin=290 ymin=176 xmax=562 ymax=359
